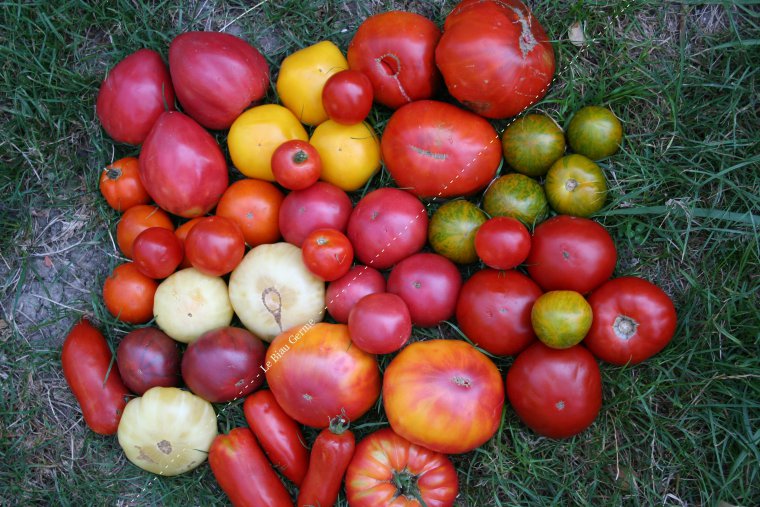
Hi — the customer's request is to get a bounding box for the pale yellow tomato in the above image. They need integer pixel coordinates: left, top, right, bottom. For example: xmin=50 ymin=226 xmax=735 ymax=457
xmin=310 ymin=120 xmax=381 ymax=191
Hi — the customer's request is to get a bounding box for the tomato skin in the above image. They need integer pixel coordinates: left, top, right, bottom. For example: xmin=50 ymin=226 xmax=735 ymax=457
xmin=243 ymin=390 xmax=310 ymax=486
xmin=116 ymin=204 xmax=174 ymax=259
xmin=297 ymin=419 xmax=355 ymax=507
xmin=474 ymin=216 xmax=531 ymax=270
xmin=96 ymin=49 xmax=175 ymax=145
xmin=325 ymin=265 xmax=387 ymax=323
xmin=216 ymin=179 xmax=284 ymax=248
xmin=545 ymin=154 xmax=607 ymax=217
xmin=132 ymin=227 xmax=183 ymax=279
xmin=322 ymin=70 xmax=374 ymax=125
xmin=567 ymin=105 xmax=623 ymax=160
xmin=271 ymin=140 xmax=322 ymax=191
xmin=506 ymin=342 xmax=602 ymax=439
xmin=174 ymin=217 xmax=203 ymax=269
xmin=531 ymin=290 xmax=593 ymax=349
xmin=526 ymin=215 xmax=617 ymax=294
xmin=209 ymin=427 xmax=294 ymax=507
xmin=99 ymin=157 xmax=151 ymax=212
xmin=103 ymin=263 xmax=158 ymax=324
xmin=61 ymin=319 xmax=130 ymax=435
xmin=348 ymin=293 xmax=412 ymax=354
xmin=301 ymin=228 xmax=354 ymax=282
xmin=310 ymin=120 xmax=382 ymax=192
xmin=584 ymin=276 xmax=677 ymax=365
xmin=184 ymin=216 xmax=246 ymax=277
xmin=116 ymin=327 xmax=180 ymax=395
xmin=502 ymin=114 xmax=565 ymax=177
xmin=428 ymin=200 xmax=487 ymax=264
xmin=279 ymin=181 xmax=353 ymax=248
xmin=482 ymin=173 xmax=549 ymax=226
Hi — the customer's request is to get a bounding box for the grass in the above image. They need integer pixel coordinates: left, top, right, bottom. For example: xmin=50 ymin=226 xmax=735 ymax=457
xmin=1 ymin=0 xmax=758 ymax=505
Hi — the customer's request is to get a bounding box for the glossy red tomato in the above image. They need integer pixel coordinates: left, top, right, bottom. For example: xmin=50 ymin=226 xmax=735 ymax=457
xmin=347 ymin=188 xmax=428 ymax=269
xmin=174 ymin=217 xmax=203 ymax=269
xmin=270 ymin=139 xmax=322 ymax=191
xmin=584 ymin=277 xmax=677 ymax=365
xmin=216 ymin=178 xmax=284 ymax=247
xmin=116 ymin=327 xmax=180 ymax=395
xmin=182 ymin=327 xmax=267 ymax=403
xmin=61 ymin=319 xmax=130 ymax=435
xmin=169 ymin=31 xmax=269 ymax=130
xmin=99 ymin=157 xmax=151 ymax=212
xmin=387 ymin=253 xmax=462 ymax=327
xmin=132 ymin=227 xmax=183 ymax=279
xmin=346 ymin=428 xmax=459 ymax=507
xmin=506 ymin=342 xmax=602 ymax=439
xmin=184 ymin=216 xmax=246 ymax=277
xmin=139 ymin=111 xmax=229 ymax=218
xmin=526 ymin=215 xmax=617 ymax=294
xmin=297 ymin=417 xmax=355 ymax=507
xmin=474 ymin=216 xmax=531 ymax=270
xmin=347 ymin=11 xmax=441 ymax=109
xmin=348 ymin=293 xmax=411 ymax=354
xmin=301 ymin=228 xmax=354 ymax=281
xmin=456 ymin=269 xmax=542 ymax=356
xmin=322 ymin=70 xmax=374 ymax=125
xmin=96 ymin=48 xmax=175 ymax=145
xmin=278 ymin=181 xmax=353 ymax=247
xmin=381 ymin=100 xmax=501 ymax=198
xmin=115 ymin=204 xmax=174 ymax=259
xmin=325 ymin=265 xmax=386 ymax=323
xmin=436 ymin=0 xmax=555 ymax=119
xmin=103 ymin=263 xmax=158 ymax=324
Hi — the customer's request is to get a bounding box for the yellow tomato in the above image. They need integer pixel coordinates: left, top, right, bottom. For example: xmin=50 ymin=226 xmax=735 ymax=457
xmin=276 ymin=41 xmax=348 ymax=126
xmin=228 ymin=104 xmax=308 ymax=181
xmin=310 ymin=120 xmax=381 ymax=192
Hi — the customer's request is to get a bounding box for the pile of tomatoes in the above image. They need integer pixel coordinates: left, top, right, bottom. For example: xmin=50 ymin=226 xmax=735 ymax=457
xmin=62 ymin=1 xmax=678 ymax=505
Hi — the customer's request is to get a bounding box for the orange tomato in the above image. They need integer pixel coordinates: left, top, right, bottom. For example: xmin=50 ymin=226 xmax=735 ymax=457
xmin=98 ymin=157 xmax=151 ymax=212
xmin=216 ymin=179 xmax=284 ymax=247
xmin=103 ymin=263 xmax=158 ymax=324
xmin=175 ymin=217 xmax=204 ymax=269
xmin=116 ymin=205 xmax=174 ymax=259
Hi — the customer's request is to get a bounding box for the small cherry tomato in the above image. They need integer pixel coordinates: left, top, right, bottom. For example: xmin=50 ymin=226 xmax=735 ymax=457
xmin=103 ymin=262 xmax=158 ymax=324
xmin=474 ymin=216 xmax=531 ymax=270
xmin=116 ymin=327 xmax=181 ymax=395
xmin=216 ymin=178 xmax=285 ymax=247
xmin=132 ymin=227 xmax=184 ymax=279
xmin=322 ymin=69 xmax=374 ymax=125
xmin=116 ymin=204 xmax=174 ymax=259
xmin=348 ymin=293 xmax=412 ymax=354
xmin=185 ymin=216 xmax=246 ymax=277
xmin=325 ymin=265 xmax=386 ymax=323
xmin=99 ymin=157 xmax=151 ymax=212
xmin=302 ymin=228 xmax=354 ymax=281
xmin=271 ymin=140 xmax=322 ymax=191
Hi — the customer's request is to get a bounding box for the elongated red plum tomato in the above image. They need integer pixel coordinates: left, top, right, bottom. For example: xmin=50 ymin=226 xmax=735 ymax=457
xmin=383 ymin=339 xmax=505 ymax=454
xmin=322 ymin=70 xmax=374 ymax=125
xmin=302 ymin=228 xmax=354 ymax=282
xmin=507 ymin=342 xmax=602 ymax=439
xmin=348 ymin=293 xmax=412 ymax=354
xmin=545 ymin=154 xmax=607 ymax=217
xmin=428 ymin=199 xmax=487 ymax=264
xmin=526 ymin=215 xmax=617 ymax=294
xmin=216 ymin=179 xmax=284 ymax=247
xmin=270 ymin=139 xmax=321 ymax=191
xmin=297 ymin=417 xmax=355 ymax=507
xmin=139 ymin=111 xmax=229 ymax=218
xmin=567 ymin=105 xmax=623 ymax=160
xmin=347 ymin=11 xmax=441 ymax=109
xmin=132 ymin=227 xmax=183 ymax=279
xmin=325 ymin=265 xmax=386 ymax=323
xmin=483 ymin=173 xmax=549 ymax=226
xmin=99 ymin=157 xmax=151 ymax=212
xmin=116 ymin=327 xmax=180 ymax=395
xmin=381 ymin=100 xmax=501 ymax=198
xmin=502 ymin=114 xmax=565 ymax=177
xmin=474 ymin=216 xmax=531 ymax=270
xmin=584 ymin=276 xmax=677 ymax=365
xmin=436 ymin=0 xmax=556 ymax=119
xmin=278 ymin=181 xmax=353 ymax=247
xmin=103 ymin=263 xmax=158 ymax=324
xmin=96 ymin=49 xmax=175 ymax=145
xmin=347 ymin=188 xmax=428 ymax=270
xmin=62 ymin=319 xmax=130 ymax=435
xmin=169 ymin=32 xmax=269 ymax=130
xmin=184 ymin=216 xmax=246 ymax=277
xmin=455 ymin=269 xmax=542 ymax=356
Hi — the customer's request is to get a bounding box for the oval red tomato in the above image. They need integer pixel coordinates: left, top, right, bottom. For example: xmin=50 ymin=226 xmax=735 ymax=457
xmin=301 ymin=228 xmax=354 ymax=282
xmin=116 ymin=327 xmax=180 ymax=395
xmin=348 ymin=293 xmax=411 ymax=355
xmin=103 ymin=263 xmax=158 ymax=324
xmin=99 ymin=157 xmax=151 ymax=212
xmin=115 ymin=204 xmax=174 ymax=260
xmin=474 ymin=216 xmax=531 ymax=270
xmin=216 ymin=178 xmax=285 ymax=248
xmin=270 ymin=139 xmax=322 ymax=191
xmin=322 ymin=69 xmax=374 ymax=125
xmin=325 ymin=265 xmax=386 ymax=323
xmin=132 ymin=227 xmax=183 ymax=279
xmin=278 ymin=181 xmax=353 ymax=247
xmin=184 ymin=216 xmax=246 ymax=277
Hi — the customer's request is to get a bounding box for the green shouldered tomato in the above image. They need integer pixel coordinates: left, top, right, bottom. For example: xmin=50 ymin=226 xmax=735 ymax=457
xmin=545 ymin=154 xmax=607 ymax=217
xmin=566 ymin=106 xmax=623 ymax=160
xmin=483 ymin=174 xmax=548 ymax=227
xmin=428 ymin=200 xmax=488 ymax=264
xmin=502 ymin=114 xmax=565 ymax=177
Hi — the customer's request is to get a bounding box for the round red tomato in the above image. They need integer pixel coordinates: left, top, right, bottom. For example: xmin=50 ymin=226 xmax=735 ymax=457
xmin=301 ymin=228 xmax=354 ymax=282
xmin=270 ymin=140 xmax=321 ymax=191
xmin=116 ymin=327 xmax=180 ymax=395
xmin=348 ymin=293 xmax=411 ymax=355
xmin=278 ymin=181 xmax=353 ymax=247
xmin=526 ymin=215 xmax=617 ymax=294
xmin=174 ymin=217 xmax=203 ymax=269
xmin=455 ymin=269 xmax=542 ymax=356
xmin=474 ymin=216 xmax=531 ymax=270
xmin=325 ymin=265 xmax=386 ymax=323
xmin=116 ymin=204 xmax=174 ymax=259
xmin=506 ymin=342 xmax=602 ymax=439
xmin=99 ymin=157 xmax=151 ymax=212
xmin=383 ymin=339 xmax=504 ymax=454
xmin=584 ymin=277 xmax=677 ymax=365
xmin=185 ymin=216 xmax=246 ymax=277
xmin=387 ymin=253 xmax=462 ymax=327
xmin=132 ymin=227 xmax=183 ymax=279
xmin=346 ymin=188 xmax=428 ymax=270
xmin=216 ymin=178 xmax=285 ymax=247
xmin=322 ymin=70 xmax=373 ymax=125
xmin=103 ymin=262 xmax=158 ymax=324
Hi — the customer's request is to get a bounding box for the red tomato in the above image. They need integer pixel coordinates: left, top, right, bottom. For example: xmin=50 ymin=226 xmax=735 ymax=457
xmin=139 ymin=111 xmax=229 ymax=218
xmin=271 ymin=139 xmax=322 ymax=191
xmin=381 ymin=100 xmax=501 ymax=198
xmin=132 ymin=227 xmax=183 ymax=279
xmin=116 ymin=327 xmax=180 ymax=395
xmin=584 ymin=277 xmax=677 ymax=365
xmin=506 ymin=342 xmax=602 ymax=439
xmin=322 ymin=70 xmax=374 ymax=125
xmin=103 ymin=263 xmax=158 ymax=324
xmin=209 ymin=428 xmax=294 ymax=507
xmin=436 ymin=0 xmax=555 ymax=119
xmin=346 ymin=188 xmax=428 ymax=269
xmin=95 ymin=49 xmax=175 ymax=145
xmin=216 ymin=178 xmax=284 ymax=247
xmin=526 ymin=215 xmax=617 ymax=294
xmin=169 ymin=31 xmax=269 ymax=130
xmin=243 ymin=390 xmax=310 ymax=486
xmin=297 ymin=417 xmax=355 ymax=507
xmin=474 ymin=216 xmax=531 ymax=270
xmin=181 ymin=327 xmax=267 ymax=403
xmin=348 ymin=293 xmax=411 ymax=354
xmin=265 ymin=323 xmax=381 ymax=428
xmin=345 ymin=427 xmax=459 ymax=507
xmin=301 ymin=228 xmax=354 ymax=281
xmin=383 ymin=339 xmax=504 ymax=454
xmin=455 ymin=269 xmax=542 ymax=356
xmin=347 ymin=11 xmax=441 ymax=109
xmin=325 ymin=265 xmax=386 ymax=323
xmin=278 ymin=181 xmax=353 ymax=247
xmin=387 ymin=253 xmax=462 ymax=327
xmin=184 ymin=216 xmax=246 ymax=277
xmin=174 ymin=217 xmax=203 ymax=269
xmin=115 ymin=204 xmax=173 ymax=259
xmin=98 ymin=157 xmax=151 ymax=212
xmin=61 ymin=319 xmax=130 ymax=435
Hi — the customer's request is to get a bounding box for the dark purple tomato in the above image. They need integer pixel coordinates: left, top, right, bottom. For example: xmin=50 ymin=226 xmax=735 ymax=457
xmin=116 ymin=327 xmax=181 ymax=395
